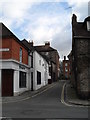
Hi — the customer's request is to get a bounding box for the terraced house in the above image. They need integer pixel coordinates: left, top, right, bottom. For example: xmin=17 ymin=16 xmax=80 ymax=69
xmin=0 ymin=23 xmax=50 ymax=96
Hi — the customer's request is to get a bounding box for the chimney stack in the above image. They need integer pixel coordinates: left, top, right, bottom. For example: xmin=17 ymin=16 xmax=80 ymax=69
xmin=45 ymin=41 xmax=50 ymax=47
xmin=72 ymin=14 xmax=77 ymax=25
xmin=64 ymin=56 xmax=66 ymax=60
xmin=29 ymin=40 xmax=33 ymax=47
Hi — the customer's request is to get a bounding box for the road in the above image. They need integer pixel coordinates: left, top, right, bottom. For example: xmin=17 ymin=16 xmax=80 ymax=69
xmin=2 ymin=80 xmax=88 ymax=119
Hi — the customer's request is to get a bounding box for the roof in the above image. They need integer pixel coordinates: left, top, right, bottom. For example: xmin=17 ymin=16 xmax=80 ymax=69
xmin=34 ymin=45 xmax=57 ymax=52
xmin=0 ymin=22 xmax=16 ymax=38
xmin=72 ymin=16 xmax=90 ymax=38
xmin=0 ymin=23 xmax=28 ymax=50
xmin=22 ymin=39 xmax=50 ymax=63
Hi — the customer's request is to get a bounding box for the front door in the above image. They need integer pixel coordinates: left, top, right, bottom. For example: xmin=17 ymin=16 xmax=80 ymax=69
xmin=2 ymin=69 xmax=13 ymax=96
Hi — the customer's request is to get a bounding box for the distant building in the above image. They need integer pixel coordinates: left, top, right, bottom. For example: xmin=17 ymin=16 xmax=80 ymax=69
xmin=70 ymin=14 xmax=90 ymax=99
xmin=63 ymin=56 xmax=70 ymax=80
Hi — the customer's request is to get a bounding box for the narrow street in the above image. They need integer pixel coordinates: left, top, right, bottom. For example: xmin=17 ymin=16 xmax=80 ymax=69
xmin=2 ymin=81 xmax=88 ymax=119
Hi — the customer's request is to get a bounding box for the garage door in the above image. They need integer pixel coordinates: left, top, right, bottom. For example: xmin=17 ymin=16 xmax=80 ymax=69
xmin=2 ymin=69 xmax=13 ymax=96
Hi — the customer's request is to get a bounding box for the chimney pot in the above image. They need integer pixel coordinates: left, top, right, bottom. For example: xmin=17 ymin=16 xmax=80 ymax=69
xmin=45 ymin=41 xmax=50 ymax=47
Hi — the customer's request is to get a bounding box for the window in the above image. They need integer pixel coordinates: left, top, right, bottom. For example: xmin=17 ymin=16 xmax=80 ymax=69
xmin=39 ymin=60 xmax=41 ymax=66
xmin=65 ymin=67 xmax=68 ymax=72
xmin=49 ymin=66 xmax=51 ymax=76
xmin=20 ymin=48 xmax=22 ymax=62
xmin=19 ymin=71 xmax=26 ymax=88
xmin=87 ymin=21 xmax=90 ymax=31
xmin=65 ymin=63 xmax=68 ymax=67
xmin=37 ymin=71 xmax=41 ymax=85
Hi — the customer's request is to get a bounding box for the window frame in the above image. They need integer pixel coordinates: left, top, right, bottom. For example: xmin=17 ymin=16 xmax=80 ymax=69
xmin=87 ymin=21 xmax=90 ymax=31
xmin=19 ymin=71 xmax=26 ymax=88
xmin=37 ymin=71 xmax=41 ymax=85
xmin=20 ymin=48 xmax=22 ymax=63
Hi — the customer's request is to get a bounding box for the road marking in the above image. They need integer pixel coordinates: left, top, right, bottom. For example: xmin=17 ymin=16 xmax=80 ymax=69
xmin=1 ymin=83 xmax=57 ymax=104
xmin=61 ymin=82 xmax=89 ymax=108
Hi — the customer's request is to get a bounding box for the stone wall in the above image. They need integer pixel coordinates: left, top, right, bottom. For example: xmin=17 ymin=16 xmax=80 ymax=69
xmin=73 ymin=38 xmax=90 ymax=99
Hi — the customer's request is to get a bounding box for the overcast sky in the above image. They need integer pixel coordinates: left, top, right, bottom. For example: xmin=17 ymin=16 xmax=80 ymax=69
xmin=0 ymin=0 xmax=90 ymax=60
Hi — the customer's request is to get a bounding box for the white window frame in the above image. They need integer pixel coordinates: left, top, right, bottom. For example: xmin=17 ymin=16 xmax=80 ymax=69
xmin=20 ymin=48 xmax=22 ymax=63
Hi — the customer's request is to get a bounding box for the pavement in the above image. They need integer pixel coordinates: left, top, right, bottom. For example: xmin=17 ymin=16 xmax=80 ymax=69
xmin=0 ymin=80 xmax=90 ymax=106
xmin=64 ymin=81 xmax=90 ymax=106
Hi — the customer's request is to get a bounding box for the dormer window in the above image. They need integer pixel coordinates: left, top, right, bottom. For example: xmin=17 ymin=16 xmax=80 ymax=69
xmin=87 ymin=21 xmax=90 ymax=31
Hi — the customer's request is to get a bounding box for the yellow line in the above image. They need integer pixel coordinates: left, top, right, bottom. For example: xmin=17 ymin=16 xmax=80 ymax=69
xmin=1 ymin=83 xmax=57 ymax=104
xmin=61 ymin=82 xmax=89 ymax=108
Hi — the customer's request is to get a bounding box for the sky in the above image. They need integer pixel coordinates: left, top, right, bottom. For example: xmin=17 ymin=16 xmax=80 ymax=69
xmin=0 ymin=0 xmax=90 ymax=60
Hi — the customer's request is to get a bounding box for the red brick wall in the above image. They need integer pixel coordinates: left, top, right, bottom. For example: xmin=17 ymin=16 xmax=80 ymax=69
xmin=0 ymin=38 xmax=28 ymax=65
xmin=12 ymin=38 xmax=28 ymax=65
xmin=0 ymin=38 xmax=12 ymax=59
xmin=63 ymin=60 xmax=70 ymax=79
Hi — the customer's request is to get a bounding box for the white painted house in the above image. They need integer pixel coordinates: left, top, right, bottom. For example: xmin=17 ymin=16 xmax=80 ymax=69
xmin=29 ymin=49 xmax=50 ymax=91
xmin=22 ymin=39 xmax=51 ymax=91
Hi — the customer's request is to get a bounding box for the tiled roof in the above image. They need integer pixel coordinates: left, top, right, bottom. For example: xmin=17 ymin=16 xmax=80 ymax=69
xmin=0 ymin=23 xmax=28 ymax=50
xmin=0 ymin=22 xmax=14 ymax=37
xmin=22 ymin=39 xmax=50 ymax=63
xmin=34 ymin=45 xmax=57 ymax=52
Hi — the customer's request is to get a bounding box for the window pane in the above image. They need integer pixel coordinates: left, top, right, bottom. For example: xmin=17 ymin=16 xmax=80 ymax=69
xmin=37 ymin=71 xmax=41 ymax=85
xmin=19 ymin=71 xmax=26 ymax=88
xmin=20 ymin=48 xmax=22 ymax=62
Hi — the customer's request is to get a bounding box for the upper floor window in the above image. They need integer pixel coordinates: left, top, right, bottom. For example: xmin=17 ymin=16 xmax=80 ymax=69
xmin=20 ymin=48 xmax=22 ymax=63
xmin=39 ymin=60 xmax=41 ymax=66
xmin=65 ymin=63 xmax=68 ymax=67
xmin=65 ymin=67 xmax=68 ymax=72
xmin=87 ymin=21 xmax=90 ymax=31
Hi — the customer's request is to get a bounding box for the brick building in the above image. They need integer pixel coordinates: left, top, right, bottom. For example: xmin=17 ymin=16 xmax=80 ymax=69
xmin=63 ymin=56 xmax=70 ymax=80
xmin=0 ymin=23 xmax=30 ymax=96
xmin=70 ymin=14 xmax=90 ymax=99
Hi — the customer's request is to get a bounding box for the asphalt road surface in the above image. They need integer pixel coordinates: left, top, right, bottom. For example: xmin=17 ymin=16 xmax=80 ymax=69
xmin=2 ymin=80 xmax=89 ymax=119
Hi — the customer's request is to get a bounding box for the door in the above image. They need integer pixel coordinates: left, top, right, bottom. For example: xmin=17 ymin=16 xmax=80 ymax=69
xmin=2 ymin=69 xmax=13 ymax=96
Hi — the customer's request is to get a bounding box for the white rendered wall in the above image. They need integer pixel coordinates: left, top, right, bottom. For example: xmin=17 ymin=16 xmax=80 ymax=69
xmin=33 ymin=51 xmax=49 ymax=90
xmin=0 ymin=60 xmax=30 ymax=96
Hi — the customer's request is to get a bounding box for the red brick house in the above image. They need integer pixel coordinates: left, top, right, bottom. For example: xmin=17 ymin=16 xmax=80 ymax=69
xmin=63 ymin=56 xmax=70 ymax=80
xmin=0 ymin=23 xmax=30 ymax=96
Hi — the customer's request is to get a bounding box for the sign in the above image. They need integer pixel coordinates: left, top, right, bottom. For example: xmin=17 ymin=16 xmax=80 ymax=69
xmin=0 ymin=48 xmax=9 ymax=52
xmin=19 ymin=65 xmax=25 ymax=70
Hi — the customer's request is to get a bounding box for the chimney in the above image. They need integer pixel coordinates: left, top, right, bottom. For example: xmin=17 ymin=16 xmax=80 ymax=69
xmin=64 ymin=56 xmax=66 ymax=60
xmin=72 ymin=14 xmax=77 ymax=25
xmin=45 ymin=41 xmax=50 ymax=47
xmin=29 ymin=40 xmax=33 ymax=47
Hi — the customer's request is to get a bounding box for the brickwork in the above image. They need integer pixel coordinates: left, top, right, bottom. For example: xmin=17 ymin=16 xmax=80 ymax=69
xmin=0 ymin=38 xmax=12 ymax=59
xmin=63 ymin=60 xmax=70 ymax=79
xmin=0 ymin=38 xmax=28 ymax=65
